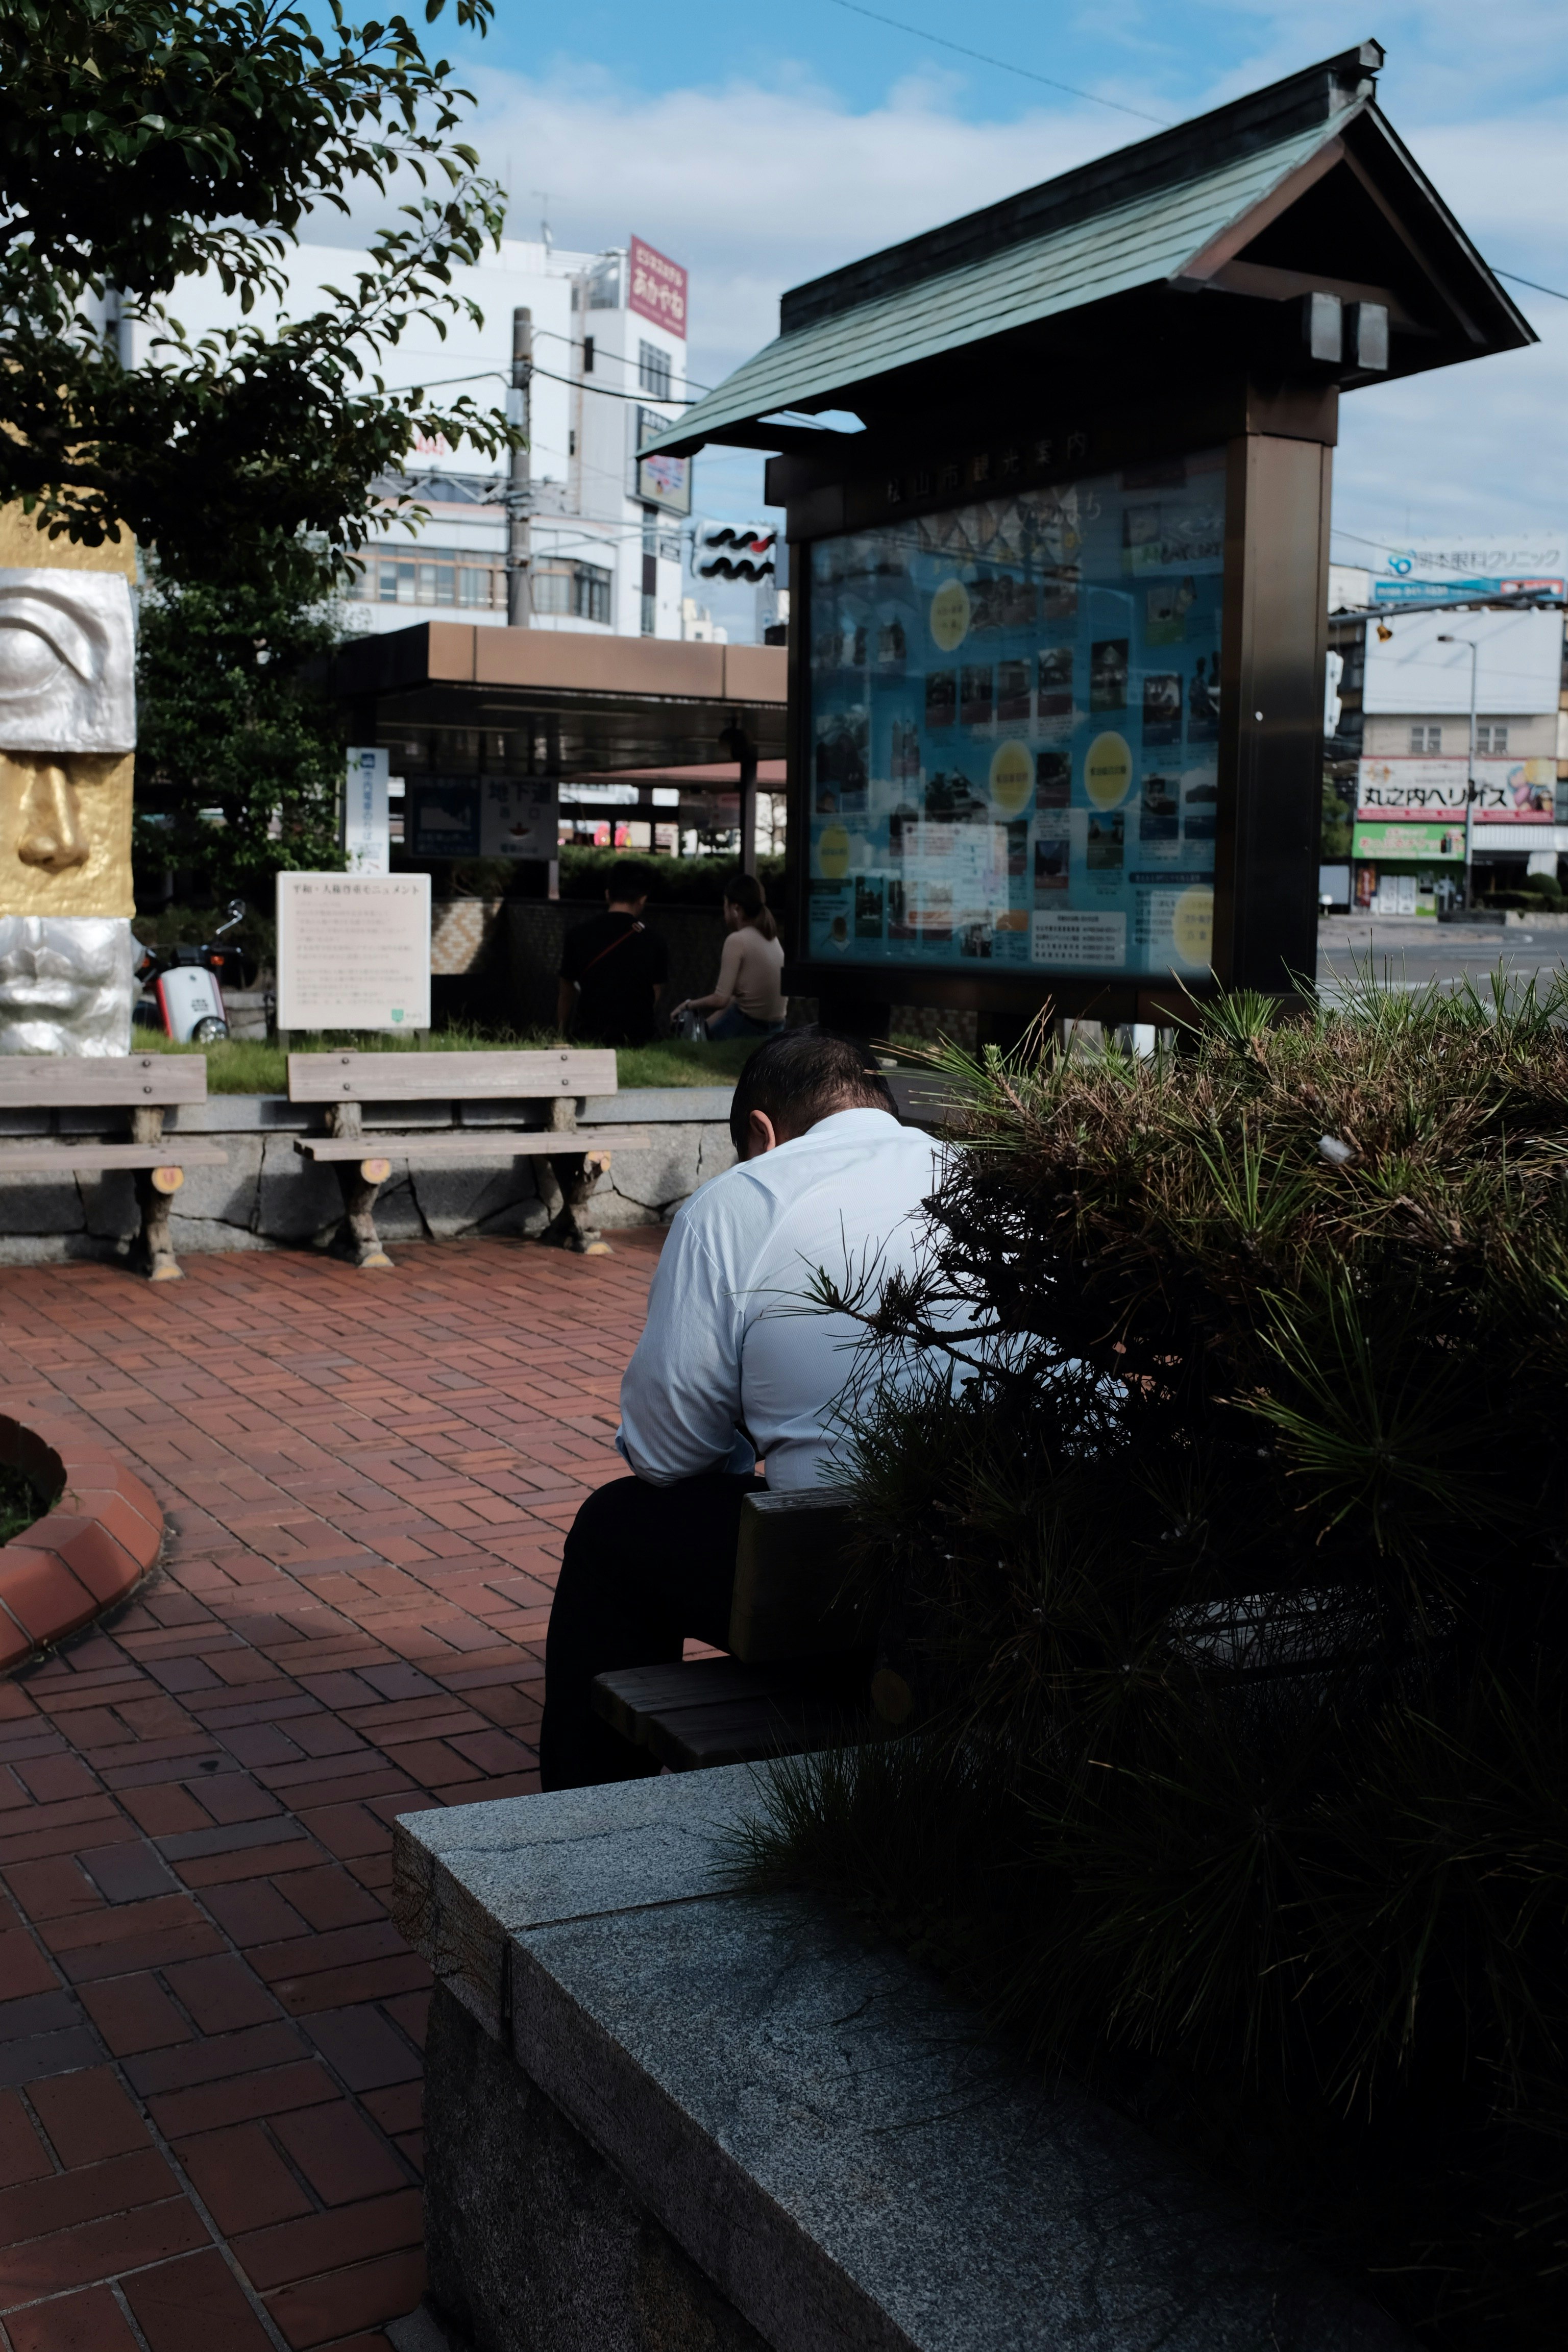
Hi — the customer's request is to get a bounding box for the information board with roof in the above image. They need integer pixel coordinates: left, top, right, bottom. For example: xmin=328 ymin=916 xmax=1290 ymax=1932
xmin=648 ymin=42 xmax=1532 ymax=1025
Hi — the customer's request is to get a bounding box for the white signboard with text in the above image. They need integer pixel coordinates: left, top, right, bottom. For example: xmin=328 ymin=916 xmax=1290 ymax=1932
xmin=344 ymin=747 xmax=390 ymax=875
xmin=276 ymin=873 xmax=430 ymax=1032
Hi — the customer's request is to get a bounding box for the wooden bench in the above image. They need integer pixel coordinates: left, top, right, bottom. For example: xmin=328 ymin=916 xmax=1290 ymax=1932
xmin=0 ymin=1053 xmax=227 ymax=1282
xmin=592 ymin=1489 xmax=898 ymax=1771
xmin=288 ymin=1047 xmax=651 ymax=1267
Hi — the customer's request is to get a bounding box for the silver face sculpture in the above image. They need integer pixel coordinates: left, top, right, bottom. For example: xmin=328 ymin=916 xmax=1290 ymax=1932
xmin=0 ymin=569 xmax=137 ymax=1054
xmin=0 ymin=916 xmax=137 ymax=1055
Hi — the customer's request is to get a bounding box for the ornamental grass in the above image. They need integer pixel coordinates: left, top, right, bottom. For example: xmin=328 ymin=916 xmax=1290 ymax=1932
xmin=737 ymin=971 xmax=1568 ymax=2345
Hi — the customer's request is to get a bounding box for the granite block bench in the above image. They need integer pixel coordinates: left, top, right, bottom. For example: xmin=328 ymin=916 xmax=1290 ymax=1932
xmin=391 ymin=1769 xmax=1411 ymax=2352
xmin=288 ymin=1046 xmax=651 ymax=1265
xmin=0 ymin=1051 xmax=227 ymax=1280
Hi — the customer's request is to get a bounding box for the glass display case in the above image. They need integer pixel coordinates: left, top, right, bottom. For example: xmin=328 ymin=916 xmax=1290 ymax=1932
xmin=804 ymin=451 xmax=1226 ymax=983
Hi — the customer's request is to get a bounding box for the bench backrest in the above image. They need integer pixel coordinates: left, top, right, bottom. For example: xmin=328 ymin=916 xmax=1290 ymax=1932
xmin=287 ymin=1048 xmax=617 ymax=1104
xmin=0 ymin=1052 xmax=208 ymax=1108
xmin=728 ymin=1490 xmax=871 ymax=1663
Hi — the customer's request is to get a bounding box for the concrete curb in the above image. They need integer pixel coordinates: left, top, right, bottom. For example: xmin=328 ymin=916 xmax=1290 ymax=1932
xmin=0 ymin=1411 xmax=163 ymax=1671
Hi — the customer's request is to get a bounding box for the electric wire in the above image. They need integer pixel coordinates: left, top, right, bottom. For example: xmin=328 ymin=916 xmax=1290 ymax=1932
xmin=821 ymin=0 xmax=1170 ymax=124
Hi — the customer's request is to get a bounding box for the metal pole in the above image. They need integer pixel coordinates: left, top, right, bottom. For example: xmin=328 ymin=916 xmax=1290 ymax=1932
xmin=507 ymin=307 xmax=532 ymax=627
xmin=1464 ymin=640 xmax=1478 ymax=909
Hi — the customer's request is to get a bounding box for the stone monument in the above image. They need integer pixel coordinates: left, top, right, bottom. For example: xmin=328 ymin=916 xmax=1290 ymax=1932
xmin=0 ymin=514 xmax=137 ymax=1056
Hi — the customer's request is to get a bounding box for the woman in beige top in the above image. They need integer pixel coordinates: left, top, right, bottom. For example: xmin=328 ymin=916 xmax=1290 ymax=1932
xmin=673 ymin=874 xmax=787 ymax=1040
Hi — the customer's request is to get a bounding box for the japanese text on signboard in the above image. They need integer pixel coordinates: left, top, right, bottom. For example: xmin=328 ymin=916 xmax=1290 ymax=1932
xmin=628 ymin=236 xmax=687 ymax=338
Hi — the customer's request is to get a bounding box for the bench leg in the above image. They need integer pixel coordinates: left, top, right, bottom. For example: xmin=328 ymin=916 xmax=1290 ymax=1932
xmin=538 ymin=1152 xmax=612 ymax=1255
xmin=130 ymin=1168 xmax=182 ymax=1282
xmin=329 ymin=1161 xmax=394 ymax=1269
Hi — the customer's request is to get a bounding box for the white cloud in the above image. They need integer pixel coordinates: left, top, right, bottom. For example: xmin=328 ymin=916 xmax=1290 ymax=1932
xmin=311 ymin=52 xmax=1568 ymax=536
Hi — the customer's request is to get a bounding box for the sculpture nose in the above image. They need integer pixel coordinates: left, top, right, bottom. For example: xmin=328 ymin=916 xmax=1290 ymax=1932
xmin=17 ymin=762 xmax=88 ymax=871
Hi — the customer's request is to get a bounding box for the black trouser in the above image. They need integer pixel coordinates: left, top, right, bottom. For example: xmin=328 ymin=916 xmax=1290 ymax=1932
xmin=538 ymin=1471 xmax=764 ymax=1792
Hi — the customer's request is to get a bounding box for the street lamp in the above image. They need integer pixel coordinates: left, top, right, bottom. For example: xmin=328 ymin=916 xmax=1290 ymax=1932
xmin=1437 ymin=633 xmax=1480 ymax=910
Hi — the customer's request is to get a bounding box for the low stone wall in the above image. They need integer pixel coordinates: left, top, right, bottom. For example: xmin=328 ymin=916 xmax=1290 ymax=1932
xmin=0 ymin=1088 xmax=737 ymax=1266
xmin=393 ymin=1772 xmax=1409 ymax=2352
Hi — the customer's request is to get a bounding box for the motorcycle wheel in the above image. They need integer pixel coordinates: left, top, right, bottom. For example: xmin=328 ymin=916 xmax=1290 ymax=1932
xmin=191 ymin=1015 xmax=229 ymax=1044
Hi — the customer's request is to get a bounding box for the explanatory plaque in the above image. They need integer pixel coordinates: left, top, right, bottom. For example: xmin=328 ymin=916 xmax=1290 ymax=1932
xmin=276 ymin=873 xmax=431 ymax=1032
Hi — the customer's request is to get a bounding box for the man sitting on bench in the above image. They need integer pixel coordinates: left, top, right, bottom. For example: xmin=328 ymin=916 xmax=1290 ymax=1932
xmin=538 ymin=1027 xmax=940 ymax=1791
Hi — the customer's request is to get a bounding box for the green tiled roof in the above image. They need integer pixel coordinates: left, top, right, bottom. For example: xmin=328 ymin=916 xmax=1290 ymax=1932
xmin=648 ymin=111 xmax=1356 ymax=458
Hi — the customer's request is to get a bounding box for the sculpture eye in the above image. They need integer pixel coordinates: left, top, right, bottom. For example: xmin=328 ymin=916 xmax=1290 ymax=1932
xmin=0 ymin=623 xmax=69 ymax=699
xmin=0 ymin=594 xmax=101 ymax=710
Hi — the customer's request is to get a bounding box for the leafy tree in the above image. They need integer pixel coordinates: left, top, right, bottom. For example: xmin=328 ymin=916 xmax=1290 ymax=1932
xmin=0 ymin=0 xmax=514 ymax=584
xmin=133 ymin=564 xmax=347 ymax=899
xmin=1321 ymin=770 xmax=1353 ymax=859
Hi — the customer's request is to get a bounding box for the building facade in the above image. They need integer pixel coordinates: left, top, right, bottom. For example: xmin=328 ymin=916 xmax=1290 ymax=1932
xmin=1328 ymin=560 xmax=1568 ymax=913
xmin=112 ymin=235 xmax=693 ymax=641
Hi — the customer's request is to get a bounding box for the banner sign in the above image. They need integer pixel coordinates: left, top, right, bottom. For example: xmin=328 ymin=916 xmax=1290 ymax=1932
xmin=1352 ymin=820 xmax=1462 ymax=861
xmin=1357 ymin=755 xmax=1558 ymax=822
xmin=343 ymin=746 xmax=389 ymax=875
xmin=628 ymin=236 xmax=687 ymax=338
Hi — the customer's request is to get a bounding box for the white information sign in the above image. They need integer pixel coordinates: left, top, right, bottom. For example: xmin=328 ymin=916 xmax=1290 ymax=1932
xmin=480 ymin=778 xmax=557 ymax=858
xmin=276 ymin=872 xmax=431 ymax=1032
xmin=344 ymin=747 xmax=390 ymax=875
xmin=1032 ymin=910 xmax=1127 ymax=969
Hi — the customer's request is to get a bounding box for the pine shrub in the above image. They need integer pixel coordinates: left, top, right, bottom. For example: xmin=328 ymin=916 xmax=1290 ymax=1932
xmin=740 ymin=973 xmax=1568 ymax=2344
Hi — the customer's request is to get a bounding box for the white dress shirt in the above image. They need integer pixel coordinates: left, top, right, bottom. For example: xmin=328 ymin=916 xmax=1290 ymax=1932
xmin=617 ymin=1107 xmax=942 ymax=1491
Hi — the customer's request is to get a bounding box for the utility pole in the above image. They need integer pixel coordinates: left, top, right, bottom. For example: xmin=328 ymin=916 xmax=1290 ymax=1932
xmin=1438 ymin=632 xmax=1480 ymax=909
xmin=507 ymin=307 xmax=532 ymax=627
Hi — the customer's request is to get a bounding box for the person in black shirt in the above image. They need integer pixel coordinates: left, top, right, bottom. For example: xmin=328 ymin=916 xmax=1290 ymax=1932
xmin=556 ymin=864 xmax=669 ymax=1046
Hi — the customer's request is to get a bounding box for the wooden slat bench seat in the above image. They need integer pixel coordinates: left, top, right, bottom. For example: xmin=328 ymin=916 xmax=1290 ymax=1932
xmin=0 ymin=1052 xmax=226 ymax=1281
xmin=591 ymin=1489 xmax=889 ymax=1772
xmin=287 ymin=1047 xmax=651 ymax=1266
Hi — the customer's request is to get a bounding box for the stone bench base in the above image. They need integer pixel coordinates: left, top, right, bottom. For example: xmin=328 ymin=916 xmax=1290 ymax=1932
xmin=392 ymin=1772 xmax=1410 ymax=2352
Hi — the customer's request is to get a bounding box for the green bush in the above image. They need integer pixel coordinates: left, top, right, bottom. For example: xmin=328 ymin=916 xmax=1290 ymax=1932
xmin=739 ymin=975 xmax=1568 ymax=2345
xmin=557 ymin=844 xmax=786 ymax=907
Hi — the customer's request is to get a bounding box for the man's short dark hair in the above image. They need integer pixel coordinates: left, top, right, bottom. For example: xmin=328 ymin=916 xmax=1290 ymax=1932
xmin=729 ymin=1026 xmax=896 ymax=1152
xmin=606 ymin=861 xmax=657 ymax=902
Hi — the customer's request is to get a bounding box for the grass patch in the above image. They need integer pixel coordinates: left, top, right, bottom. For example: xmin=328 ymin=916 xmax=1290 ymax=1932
xmin=0 ymin=1463 xmax=52 ymax=1548
xmin=130 ymin=1022 xmax=764 ymax=1094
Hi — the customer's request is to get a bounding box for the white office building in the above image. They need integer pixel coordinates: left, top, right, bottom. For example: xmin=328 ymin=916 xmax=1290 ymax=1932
xmin=110 ymin=235 xmax=692 ymax=639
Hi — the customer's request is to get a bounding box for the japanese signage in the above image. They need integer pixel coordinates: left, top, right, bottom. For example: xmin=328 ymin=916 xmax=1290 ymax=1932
xmin=1352 ymin=820 xmax=1462 ymax=861
xmin=276 ymin=873 xmax=431 ymax=1032
xmin=343 ymin=747 xmax=389 ymax=876
xmin=407 ymin=778 xmax=559 ymax=859
xmin=1357 ymin=755 xmax=1558 ymax=822
xmin=632 ymin=406 xmax=691 ymax=517
xmin=806 ymin=451 xmax=1225 ymax=981
xmin=1371 ymin=537 xmax=1565 ymax=604
xmin=628 ymin=236 xmax=687 ymax=338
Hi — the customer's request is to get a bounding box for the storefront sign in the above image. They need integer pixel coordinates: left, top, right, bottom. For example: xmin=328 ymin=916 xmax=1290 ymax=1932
xmin=804 ymin=449 xmax=1226 ymax=982
xmin=628 ymin=236 xmax=687 ymax=337
xmin=276 ymin=873 xmax=431 ymax=1032
xmin=1352 ymin=820 xmax=1462 ymax=861
xmin=1357 ymin=755 xmax=1558 ymax=822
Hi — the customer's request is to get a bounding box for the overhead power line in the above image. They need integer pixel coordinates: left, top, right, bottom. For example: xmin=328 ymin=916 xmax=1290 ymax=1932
xmin=822 ymin=0 xmax=1171 ymax=125
xmin=1494 ymin=267 xmax=1568 ymax=303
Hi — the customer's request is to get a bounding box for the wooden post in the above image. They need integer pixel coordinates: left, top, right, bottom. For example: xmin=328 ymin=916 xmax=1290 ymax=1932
xmin=324 ymin=1099 xmax=393 ymax=1269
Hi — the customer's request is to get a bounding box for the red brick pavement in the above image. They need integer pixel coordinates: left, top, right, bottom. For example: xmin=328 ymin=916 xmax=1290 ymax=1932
xmin=0 ymin=1233 xmax=663 ymax=2350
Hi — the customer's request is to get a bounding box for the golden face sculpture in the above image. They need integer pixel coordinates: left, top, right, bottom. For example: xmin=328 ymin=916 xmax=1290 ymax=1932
xmin=0 ymin=569 xmax=136 ymax=919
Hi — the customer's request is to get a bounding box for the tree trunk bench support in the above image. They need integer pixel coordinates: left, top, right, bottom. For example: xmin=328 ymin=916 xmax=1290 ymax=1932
xmin=0 ymin=1052 xmax=226 ymax=1281
xmin=286 ymin=1047 xmax=649 ymax=1266
xmin=591 ymin=1490 xmax=885 ymax=1770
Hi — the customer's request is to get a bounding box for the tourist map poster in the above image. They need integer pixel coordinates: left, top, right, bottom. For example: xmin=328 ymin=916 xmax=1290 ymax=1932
xmin=805 ymin=453 xmax=1225 ymax=978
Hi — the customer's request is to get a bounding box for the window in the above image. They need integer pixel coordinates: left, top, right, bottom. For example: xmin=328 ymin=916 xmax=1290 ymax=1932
xmin=1477 ymin=723 xmax=1508 ymax=754
xmin=1409 ymin=724 xmax=1441 ymax=753
xmin=531 ymin=560 xmax=613 ymax=625
xmin=352 ymin=548 xmax=502 ymax=610
xmin=638 ymin=339 xmax=672 ymax=400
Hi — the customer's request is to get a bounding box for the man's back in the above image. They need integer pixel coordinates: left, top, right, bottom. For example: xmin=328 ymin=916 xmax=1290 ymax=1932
xmin=619 ymin=1107 xmax=939 ymax=1490
xmin=560 ymin=909 xmax=667 ymax=1045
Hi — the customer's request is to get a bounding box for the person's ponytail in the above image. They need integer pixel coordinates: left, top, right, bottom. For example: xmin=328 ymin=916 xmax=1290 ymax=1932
xmin=723 ymin=872 xmax=778 ymax=942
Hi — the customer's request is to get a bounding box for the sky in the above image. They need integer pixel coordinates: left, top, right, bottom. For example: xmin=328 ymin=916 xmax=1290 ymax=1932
xmin=351 ymin=1 xmax=1568 ymax=568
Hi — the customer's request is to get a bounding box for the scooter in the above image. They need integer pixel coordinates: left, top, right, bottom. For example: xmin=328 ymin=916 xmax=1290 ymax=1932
xmin=133 ymin=900 xmax=252 ymax=1044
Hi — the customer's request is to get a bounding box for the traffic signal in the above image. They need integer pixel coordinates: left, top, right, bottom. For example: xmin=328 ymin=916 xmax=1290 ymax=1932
xmin=695 ymin=523 xmax=776 ymax=584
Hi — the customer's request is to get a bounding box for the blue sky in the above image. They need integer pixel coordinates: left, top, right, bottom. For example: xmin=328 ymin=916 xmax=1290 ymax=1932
xmin=425 ymin=1 xmax=1568 ymax=561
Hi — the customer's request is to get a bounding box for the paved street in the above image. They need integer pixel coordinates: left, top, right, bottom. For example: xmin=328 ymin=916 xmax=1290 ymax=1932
xmin=1315 ymin=914 xmax=1568 ymax=997
xmin=0 ymin=1236 xmax=661 ymax=2351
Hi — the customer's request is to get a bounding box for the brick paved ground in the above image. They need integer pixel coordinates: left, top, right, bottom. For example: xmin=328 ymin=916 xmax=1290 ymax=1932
xmin=0 ymin=1233 xmax=662 ymax=2350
